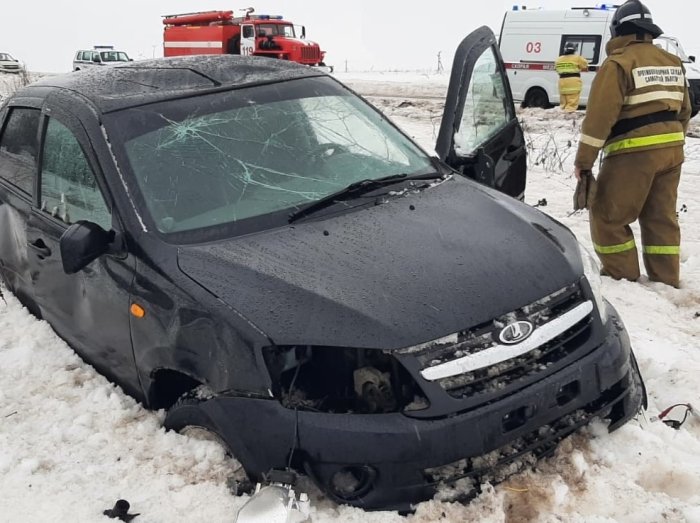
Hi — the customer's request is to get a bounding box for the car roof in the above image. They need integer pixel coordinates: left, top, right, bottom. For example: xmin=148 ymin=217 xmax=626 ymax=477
xmin=23 ymin=55 xmax=327 ymax=113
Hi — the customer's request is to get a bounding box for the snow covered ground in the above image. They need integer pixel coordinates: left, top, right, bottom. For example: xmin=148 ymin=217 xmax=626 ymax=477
xmin=1 ymin=70 xmax=699 ymax=522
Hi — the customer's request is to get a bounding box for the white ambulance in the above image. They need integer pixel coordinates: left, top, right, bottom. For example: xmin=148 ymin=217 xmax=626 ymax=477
xmin=498 ymin=5 xmax=700 ymax=115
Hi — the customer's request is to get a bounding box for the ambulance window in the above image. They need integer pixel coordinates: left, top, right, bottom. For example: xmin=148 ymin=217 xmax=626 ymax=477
xmin=454 ymin=45 xmax=511 ymax=155
xmin=561 ymin=35 xmax=601 ymax=64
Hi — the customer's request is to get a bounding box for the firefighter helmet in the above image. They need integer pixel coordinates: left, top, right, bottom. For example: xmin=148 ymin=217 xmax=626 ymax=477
xmin=610 ymin=0 xmax=663 ymax=38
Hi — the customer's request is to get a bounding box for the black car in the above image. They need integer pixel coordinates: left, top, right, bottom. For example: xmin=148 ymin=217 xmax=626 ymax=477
xmin=0 ymin=27 xmax=644 ymax=511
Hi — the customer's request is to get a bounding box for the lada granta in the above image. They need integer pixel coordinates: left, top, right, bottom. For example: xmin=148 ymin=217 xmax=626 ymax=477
xmin=0 ymin=26 xmax=645 ymax=511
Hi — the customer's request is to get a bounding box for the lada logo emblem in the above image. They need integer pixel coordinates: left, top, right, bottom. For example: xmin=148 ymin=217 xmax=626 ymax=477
xmin=499 ymin=320 xmax=534 ymax=345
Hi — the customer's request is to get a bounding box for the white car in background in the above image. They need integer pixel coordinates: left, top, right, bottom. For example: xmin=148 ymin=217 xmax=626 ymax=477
xmin=0 ymin=53 xmax=23 ymax=74
xmin=73 ymin=46 xmax=132 ymax=71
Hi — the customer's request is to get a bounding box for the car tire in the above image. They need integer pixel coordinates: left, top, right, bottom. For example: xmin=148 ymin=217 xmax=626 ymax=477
xmin=523 ymin=87 xmax=550 ymax=109
xmin=164 ymin=390 xmax=224 ymax=442
xmin=164 ymin=391 xmax=254 ymax=493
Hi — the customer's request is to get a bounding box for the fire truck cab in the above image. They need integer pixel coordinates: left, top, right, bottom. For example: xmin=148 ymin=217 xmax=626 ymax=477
xmin=163 ymin=9 xmax=329 ymax=69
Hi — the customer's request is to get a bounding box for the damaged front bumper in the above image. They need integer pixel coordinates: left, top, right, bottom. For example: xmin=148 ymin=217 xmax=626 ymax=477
xmin=201 ymin=303 xmax=645 ymax=511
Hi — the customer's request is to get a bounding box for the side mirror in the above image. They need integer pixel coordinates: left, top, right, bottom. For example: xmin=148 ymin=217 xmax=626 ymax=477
xmin=129 ymin=58 xmax=134 ymax=61
xmin=60 ymin=221 xmax=112 ymax=274
xmin=690 ymin=55 xmax=696 ymax=63
xmin=301 ymin=26 xmax=306 ymax=39
xmin=93 ymin=55 xmax=101 ymax=63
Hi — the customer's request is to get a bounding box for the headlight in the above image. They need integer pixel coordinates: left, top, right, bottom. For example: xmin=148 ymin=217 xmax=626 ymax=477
xmin=262 ymin=345 xmax=428 ymax=414
xmin=578 ymin=242 xmax=608 ymax=322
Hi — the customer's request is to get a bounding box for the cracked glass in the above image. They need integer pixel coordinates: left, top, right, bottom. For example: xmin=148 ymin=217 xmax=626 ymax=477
xmin=40 ymin=119 xmax=111 ymax=230
xmin=454 ymin=46 xmax=511 ymax=155
xmin=110 ymin=77 xmax=433 ymax=235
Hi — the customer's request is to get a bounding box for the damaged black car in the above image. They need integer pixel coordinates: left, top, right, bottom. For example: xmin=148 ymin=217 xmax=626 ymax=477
xmin=0 ymin=26 xmax=645 ymax=511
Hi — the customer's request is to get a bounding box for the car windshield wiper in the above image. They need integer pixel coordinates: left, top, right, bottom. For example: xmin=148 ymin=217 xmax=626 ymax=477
xmin=288 ymin=172 xmax=445 ymax=223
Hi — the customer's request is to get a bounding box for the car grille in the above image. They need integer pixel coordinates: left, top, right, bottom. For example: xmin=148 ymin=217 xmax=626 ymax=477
xmin=399 ymin=283 xmax=593 ymax=403
xmin=1 ymin=64 xmax=20 ymax=70
xmin=301 ymin=46 xmax=320 ymax=62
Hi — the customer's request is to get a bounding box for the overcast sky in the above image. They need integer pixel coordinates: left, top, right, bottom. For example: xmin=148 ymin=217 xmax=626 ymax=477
xmin=1 ymin=1 xmax=697 ymax=73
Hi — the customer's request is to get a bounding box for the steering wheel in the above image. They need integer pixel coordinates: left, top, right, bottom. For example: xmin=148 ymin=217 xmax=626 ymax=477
xmin=304 ymin=143 xmax=351 ymax=164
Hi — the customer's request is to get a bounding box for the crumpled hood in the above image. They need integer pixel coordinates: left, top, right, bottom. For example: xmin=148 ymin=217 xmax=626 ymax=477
xmin=177 ymin=178 xmax=583 ymax=349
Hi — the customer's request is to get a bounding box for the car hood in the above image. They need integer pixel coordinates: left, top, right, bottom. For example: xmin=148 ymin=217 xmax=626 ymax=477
xmin=177 ymin=178 xmax=583 ymax=349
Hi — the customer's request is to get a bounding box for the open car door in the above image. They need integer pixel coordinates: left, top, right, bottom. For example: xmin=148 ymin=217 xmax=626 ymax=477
xmin=436 ymin=26 xmax=527 ymax=200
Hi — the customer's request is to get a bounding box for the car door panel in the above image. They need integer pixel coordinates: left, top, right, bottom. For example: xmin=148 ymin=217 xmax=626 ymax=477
xmin=437 ymin=25 xmax=527 ymax=200
xmin=25 ymin=111 xmax=142 ymax=398
xmin=0 ymin=105 xmax=43 ymax=315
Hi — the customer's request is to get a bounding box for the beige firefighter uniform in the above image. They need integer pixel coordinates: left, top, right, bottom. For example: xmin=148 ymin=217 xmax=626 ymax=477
xmin=555 ymin=54 xmax=589 ymax=112
xmin=575 ymin=34 xmax=692 ymax=288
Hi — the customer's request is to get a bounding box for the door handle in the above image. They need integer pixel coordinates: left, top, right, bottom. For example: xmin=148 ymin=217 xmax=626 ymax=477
xmin=28 ymin=239 xmax=52 ymax=258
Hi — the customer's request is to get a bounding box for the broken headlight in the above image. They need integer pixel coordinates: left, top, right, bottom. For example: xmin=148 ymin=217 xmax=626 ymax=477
xmin=262 ymin=345 xmax=428 ymax=414
xmin=578 ymin=242 xmax=608 ymax=322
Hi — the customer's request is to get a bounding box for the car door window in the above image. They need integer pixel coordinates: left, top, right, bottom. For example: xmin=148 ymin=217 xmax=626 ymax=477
xmin=40 ymin=118 xmax=111 ymax=230
xmin=454 ymin=46 xmax=510 ymax=156
xmin=0 ymin=107 xmax=41 ymax=195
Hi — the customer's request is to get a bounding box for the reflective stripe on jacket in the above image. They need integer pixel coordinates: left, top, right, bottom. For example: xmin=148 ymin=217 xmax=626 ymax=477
xmin=555 ymin=54 xmax=589 ymax=76
xmin=575 ymin=34 xmax=692 ymax=170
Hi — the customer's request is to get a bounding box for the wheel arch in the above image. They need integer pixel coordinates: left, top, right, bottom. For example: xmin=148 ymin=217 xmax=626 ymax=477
xmin=147 ymin=368 xmax=204 ymax=409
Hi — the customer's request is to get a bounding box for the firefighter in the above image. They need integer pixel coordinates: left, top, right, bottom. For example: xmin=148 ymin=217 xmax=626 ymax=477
xmin=574 ymin=0 xmax=692 ymax=288
xmin=555 ymin=43 xmax=589 ymax=112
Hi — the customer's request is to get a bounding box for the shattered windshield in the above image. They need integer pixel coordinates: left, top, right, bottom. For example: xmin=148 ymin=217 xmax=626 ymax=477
xmin=106 ymin=76 xmax=432 ymax=237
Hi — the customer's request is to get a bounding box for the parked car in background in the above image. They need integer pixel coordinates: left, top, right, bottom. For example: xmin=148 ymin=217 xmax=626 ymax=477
xmin=73 ymin=46 xmax=132 ymax=71
xmin=0 ymin=53 xmax=23 ymax=74
xmin=0 ymin=26 xmax=645 ymax=512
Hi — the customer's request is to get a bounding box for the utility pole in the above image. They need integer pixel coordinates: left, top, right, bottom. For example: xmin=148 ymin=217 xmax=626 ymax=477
xmin=436 ymin=51 xmax=444 ymax=74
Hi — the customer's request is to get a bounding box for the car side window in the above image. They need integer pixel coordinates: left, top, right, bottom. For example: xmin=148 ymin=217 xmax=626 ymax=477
xmin=40 ymin=118 xmax=111 ymax=230
xmin=0 ymin=107 xmax=41 ymax=195
xmin=454 ymin=45 xmax=510 ymax=155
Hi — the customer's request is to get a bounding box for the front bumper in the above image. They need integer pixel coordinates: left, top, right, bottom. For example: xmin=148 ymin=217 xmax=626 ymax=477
xmin=203 ymin=304 xmax=644 ymax=511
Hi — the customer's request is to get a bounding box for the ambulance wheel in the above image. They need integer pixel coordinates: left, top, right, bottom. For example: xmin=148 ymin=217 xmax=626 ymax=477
xmin=523 ymin=87 xmax=550 ymax=109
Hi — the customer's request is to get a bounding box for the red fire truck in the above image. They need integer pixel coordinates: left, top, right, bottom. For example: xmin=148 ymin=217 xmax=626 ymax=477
xmin=162 ymin=9 xmax=330 ymax=70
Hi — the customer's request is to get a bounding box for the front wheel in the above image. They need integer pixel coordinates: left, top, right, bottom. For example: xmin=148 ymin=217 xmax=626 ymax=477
xmin=164 ymin=392 xmax=253 ymax=492
xmin=164 ymin=394 xmax=224 ymax=442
